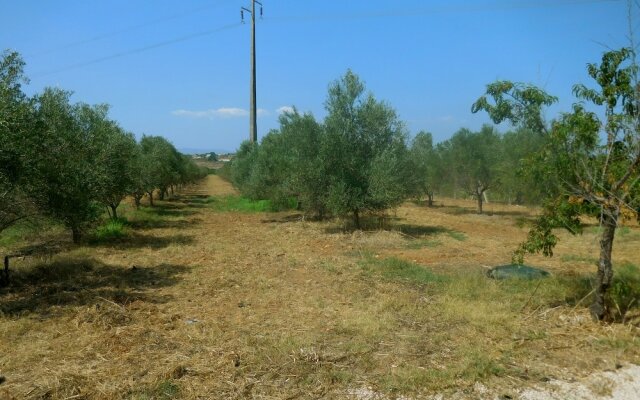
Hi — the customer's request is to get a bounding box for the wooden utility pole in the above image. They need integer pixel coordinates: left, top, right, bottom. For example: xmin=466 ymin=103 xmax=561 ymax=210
xmin=241 ymin=1 xmax=263 ymax=143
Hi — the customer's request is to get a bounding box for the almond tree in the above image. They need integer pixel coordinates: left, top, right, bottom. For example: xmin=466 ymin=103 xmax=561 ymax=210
xmin=473 ymin=48 xmax=640 ymax=320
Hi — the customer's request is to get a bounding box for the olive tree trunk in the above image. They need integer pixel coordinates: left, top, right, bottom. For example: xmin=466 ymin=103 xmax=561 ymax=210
xmin=110 ymin=204 xmax=118 ymax=220
xmin=71 ymin=226 xmax=82 ymax=244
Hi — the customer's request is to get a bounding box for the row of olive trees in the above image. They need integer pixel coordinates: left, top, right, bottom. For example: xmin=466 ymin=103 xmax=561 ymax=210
xmin=230 ymin=71 xmax=415 ymax=228
xmin=410 ymin=125 xmax=548 ymax=213
xmin=0 ymin=50 xmax=206 ymax=243
xmin=228 ymin=71 xmax=550 ymax=224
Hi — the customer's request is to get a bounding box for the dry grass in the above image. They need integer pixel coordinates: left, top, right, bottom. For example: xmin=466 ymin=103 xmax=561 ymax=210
xmin=1 ymin=177 xmax=639 ymax=399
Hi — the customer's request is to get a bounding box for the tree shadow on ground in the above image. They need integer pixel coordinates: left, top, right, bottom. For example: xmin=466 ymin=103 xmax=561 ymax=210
xmin=167 ymin=194 xmax=212 ymax=209
xmin=127 ymin=218 xmax=200 ymax=230
xmin=395 ymin=224 xmax=452 ymax=237
xmin=7 ymin=239 xmax=72 ymax=258
xmin=88 ymin=232 xmax=195 ymax=249
xmin=144 ymin=208 xmax=199 ymax=218
xmin=437 ymin=205 xmax=531 ymax=217
xmin=261 ymin=214 xmax=305 ymax=224
xmin=0 ymin=258 xmax=189 ymax=315
xmin=323 ymin=217 xmax=452 ymax=237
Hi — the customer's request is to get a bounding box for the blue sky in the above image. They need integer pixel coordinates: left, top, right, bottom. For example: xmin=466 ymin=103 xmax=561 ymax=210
xmin=0 ymin=0 xmax=631 ymax=153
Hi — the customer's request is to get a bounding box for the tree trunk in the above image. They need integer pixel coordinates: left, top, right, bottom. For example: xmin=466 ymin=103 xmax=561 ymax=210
xmin=590 ymin=210 xmax=618 ymax=320
xmin=134 ymin=194 xmax=142 ymax=209
xmin=147 ymin=191 xmax=154 ymax=207
xmin=110 ymin=204 xmax=118 ymax=220
xmin=159 ymin=189 xmax=165 ymax=200
xmin=476 ymin=191 xmax=484 ymax=214
xmin=1 ymin=255 xmax=9 ymax=286
xmin=72 ymin=227 xmax=82 ymax=244
xmin=427 ymin=193 xmax=434 ymax=207
xmin=353 ymin=209 xmax=360 ymax=230
xmin=515 ymin=192 xmax=524 ymax=205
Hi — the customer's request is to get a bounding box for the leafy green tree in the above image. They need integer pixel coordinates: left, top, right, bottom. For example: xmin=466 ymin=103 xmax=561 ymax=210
xmin=242 ymin=129 xmax=292 ymax=205
xmin=410 ymin=131 xmax=442 ymax=206
xmin=498 ymin=128 xmax=546 ymax=204
xmin=322 ymin=70 xmax=411 ymax=227
xmin=179 ymin=154 xmax=207 ymax=186
xmin=279 ymin=110 xmax=328 ymax=217
xmin=34 ymin=89 xmax=103 ymax=243
xmin=139 ymin=135 xmax=183 ymax=204
xmin=441 ymin=126 xmax=501 ymax=213
xmin=231 ymin=109 xmax=328 ymax=215
xmin=473 ymin=48 xmax=640 ymax=321
xmin=92 ymin=119 xmax=138 ymax=220
xmin=472 ymin=81 xmax=557 ymax=135
xmin=129 ymin=143 xmax=150 ymax=209
xmin=230 ymin=140 xmax=259 ymax=195
xmin=0 ymin=50 xmax=38 ymax=234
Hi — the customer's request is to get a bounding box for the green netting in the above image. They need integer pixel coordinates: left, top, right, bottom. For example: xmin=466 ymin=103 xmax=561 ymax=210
xmin=487 ymin=264 xmax=550 ymax=280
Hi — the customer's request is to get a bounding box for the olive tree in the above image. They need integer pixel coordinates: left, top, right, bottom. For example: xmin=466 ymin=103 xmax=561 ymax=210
xmin=409 ymin=131 xmax=438 ymax=206
xmin=139 ymin=135 xmax=183 ymax=205
xmin=322 ymin=70 xmax=411 ymax=227
xmin=0 ymin=51 xmax=38 ymax=234
xmin=439 ymin=126 xmax=501 ymax=214
xmin=34 ymin=89 xmax=103 ymax=242
xmin=93 ymin=120 xmax=138 ymax=220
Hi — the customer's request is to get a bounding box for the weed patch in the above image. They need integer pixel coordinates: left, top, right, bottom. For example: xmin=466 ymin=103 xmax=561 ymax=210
xmin=360 ymin=256 xmax=445 ymax=285
xmin=92 ymin=218 xmax=129 ymax=242
xmin=129 ymin=380 xmax=180 ymax=399
xmin=447 ymin=231 xmax=467 ymax=241
xmin=608 ymin=262 xmax=640 ymax=320
xmin=208 ymin=195 xmax=276 ymax=213
xmin=406 ymin=239 xmax=441 ymax=249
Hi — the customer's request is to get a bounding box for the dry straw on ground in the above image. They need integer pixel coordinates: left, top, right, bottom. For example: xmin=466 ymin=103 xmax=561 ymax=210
xmin=0 ymin=175 xmax=638 ymax=399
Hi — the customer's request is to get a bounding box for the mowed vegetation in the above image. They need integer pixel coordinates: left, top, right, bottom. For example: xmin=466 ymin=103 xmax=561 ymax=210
xmin=1 ymin=44 xmax=640 ymax=399
xmin=1 ymin=175 xmax=639 ymax=399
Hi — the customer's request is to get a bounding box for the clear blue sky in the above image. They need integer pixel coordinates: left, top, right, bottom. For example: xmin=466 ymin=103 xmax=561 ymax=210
xmin=0 ymin=0 xmax=631 ymax=153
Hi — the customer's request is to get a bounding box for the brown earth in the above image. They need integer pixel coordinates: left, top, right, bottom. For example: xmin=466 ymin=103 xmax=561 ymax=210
xmin=0 ymin=175 xmax=638 ymax=399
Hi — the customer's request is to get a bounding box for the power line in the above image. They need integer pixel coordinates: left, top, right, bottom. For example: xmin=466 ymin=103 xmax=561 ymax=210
xmin=27 ymin=1 xmax=229 ymax=58
xmin=28 ymin=0 xmax=620 ymax=78
xmin=31 ymin=23 xmax=242 ymax=78
xmin=264 ymin=0 xmax=620 ymax=23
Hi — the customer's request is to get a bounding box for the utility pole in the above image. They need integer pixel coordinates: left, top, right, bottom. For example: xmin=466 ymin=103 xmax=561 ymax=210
xmin=241 ymin=1 xmax=263 ymax=143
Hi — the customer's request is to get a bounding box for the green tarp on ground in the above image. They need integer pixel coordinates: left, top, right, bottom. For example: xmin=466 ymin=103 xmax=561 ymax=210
xmin=487 ymin=264 xmax=550 ymax=280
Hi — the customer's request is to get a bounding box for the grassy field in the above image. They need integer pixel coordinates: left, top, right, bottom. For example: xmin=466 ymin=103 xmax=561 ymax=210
xmin=1 ymin=175 xmax=639 ymax=399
